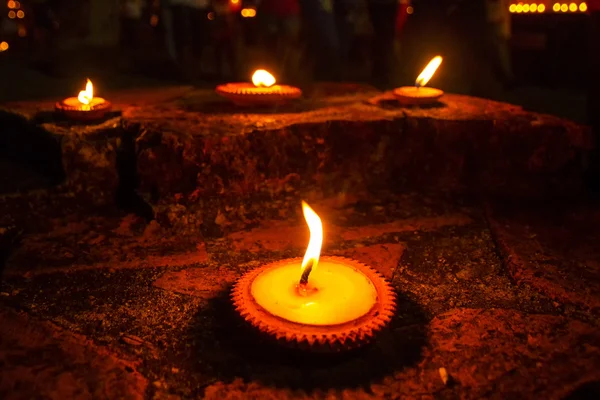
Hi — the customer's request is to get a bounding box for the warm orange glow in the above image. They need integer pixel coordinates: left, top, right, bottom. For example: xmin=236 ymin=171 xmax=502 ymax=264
xmin=530 ymin=3 xmax=538 ymax=11
xmin=569 ymin=2 xmax=577 ymax=11
xmin=14 ymin=1 xmax=20 ymax=8
xmin=509 ymin=4 xmax=517 ymax=12
xmin=252 ymin=69 xmax=276 ymax=87
xmin=300 ymin=201 xmax=323 ymax=275
xmin=561 ymin=4 xmax=568 ymax=11
xmin=580 ymin=2 xmax=588 ymax=11
xmin=7 ymin=0 xmax=16 ymax=9
xmin=406 ymin=6 xmax=414 ymax=14
xmin=553 ymin=3 xmax=561 ymax=11
xmin=241 ymin=8 xmax=257 ymax=17
xmin=17 ymin=26 xmax=26 ymax=37
xmin=0 ymin=41 xmax=8 ymax=52
xmin=516 ymin=3 xmax=523 ymax=12
xmin=8 ymin=10 xmax=16 ymax=18
xmin=207 ymin=11 xmax=215 ymax=20
xmin=150 ymin=14 xmax=159 ymax=26
xmin=538 ymin=4 xmax=546 ymax=12
xmin=523 ymin=4 xmax=530 ymax=12
xmin=231 ymin=0 xmax=239 ymax=3
xmin=77 ymin=79 xmax=94 ymax=105
xmin=16 ymin=10 xmax=24 ymax=18
xmin=415 ymin=56 xmax=442 ymax=87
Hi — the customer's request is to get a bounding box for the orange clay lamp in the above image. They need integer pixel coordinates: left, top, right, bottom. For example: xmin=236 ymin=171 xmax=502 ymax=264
xmin=55 ymin=79 xmax=112 ymax=121
xmin=216 ymin=69 xmax=302 ymax=106
xmin=393 ymin=56 xmax=444 ymax=105
xmin=232 ymin=201 xmax=396 ymax=352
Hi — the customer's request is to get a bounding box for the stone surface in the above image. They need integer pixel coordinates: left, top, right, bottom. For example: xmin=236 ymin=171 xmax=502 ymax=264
xmin=340 ymin=243 xmax=405 ymax=279
xmin=3 ymin=212 xmax=208 ymax=275
xmin=153 ymin=265 xmax=239 ymax=300
xmin=1 ymin=84 xmax=599 ymax=399
xmin=488 ymin=200 xmax=600 ymax=312
xmin=0 ymin=84 xmax=593 ymax=215
xmin=0 ymin=86 xmax=192 ymax=207
xmin=0 ymin=307 xmax=147 ymax=400
xmin=2 ymin=190 xmax=600 ymax=399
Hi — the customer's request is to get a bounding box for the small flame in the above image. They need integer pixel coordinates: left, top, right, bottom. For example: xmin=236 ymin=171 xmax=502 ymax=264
xmin=77 ymin=79 xmax=94 ymax=105
xmin=415 ymin=56 xmax=443 ymax=87
xmin=252 ymin=69 xmax=276 ymax=88
xmin=301 ymin=201 xmax=323 ymax=275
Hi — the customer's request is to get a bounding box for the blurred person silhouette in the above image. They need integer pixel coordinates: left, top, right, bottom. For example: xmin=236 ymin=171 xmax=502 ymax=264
xmin=367 ymin=0 xmax=400 ymax=88
xmin=399 ymin=0 xmax=446 ymax=79
xmin=120 ymin=0 xmax=144 ymax=72
xmin=168 ymin=0 xmax=211 ymax=80
xmin=298 ymin=0 xmax=359 ymax=81
xmin=161 ymin=0 xmax=177 ymax=65
xmin=256 ymin=0 xmax=302 ymax=81
xmin=212 ymin=0 xmax=243 ymax=80
xmin=484 ymin=0 xmax=515 ymax=88
xmin=450 ymin=0 xmax=502 ymax=96
xmin=29 ymin=0 xmax=61 ymax=75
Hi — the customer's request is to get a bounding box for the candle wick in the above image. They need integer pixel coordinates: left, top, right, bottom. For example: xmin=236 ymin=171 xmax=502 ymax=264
xmin=299 ymin=259 xmax=314 ymax=286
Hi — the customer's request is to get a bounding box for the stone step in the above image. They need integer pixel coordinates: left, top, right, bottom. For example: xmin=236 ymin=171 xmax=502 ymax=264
xmin=0 ymin=84 xmax=593 ymax=213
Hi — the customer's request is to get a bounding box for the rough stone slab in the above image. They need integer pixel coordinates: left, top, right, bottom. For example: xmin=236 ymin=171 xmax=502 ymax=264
xmin=152 ymin=265 xmax=239 ymax=299
xmin=2 ymin=191 xmax=467 ymax=275
xmin=0 ymin=107 xmax=122 ymax=205
xmin=188 ymin=309 xmax=600 ymax=399
xmin=1 ymin=84 xmax=592 ymax=214
xmin=128 ymin=88 xmax=592 ymax=203
xmin=0 ymin=86 xmax=193 ymax=206
xmin=488 ymin=201 xmax=600 ymax=312
xmin=0 ymin=307 xmax=147 ymax=400
xmin=1 ymin=191 xmax=599 ymax=398
xmin=339 ymin=243 xmax=405 ymax=279
xmin=4 ymin=213 xmax=207 ymax=276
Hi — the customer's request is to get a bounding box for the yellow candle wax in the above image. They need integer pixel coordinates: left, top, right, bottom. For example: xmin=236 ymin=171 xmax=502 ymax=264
xmin=396 ymin=87 xmax=442 ymax=98
xmin=62 ymin=97 xmax=106 ymax=108
xmin=251 ymin=258 xmax=378 ymax=326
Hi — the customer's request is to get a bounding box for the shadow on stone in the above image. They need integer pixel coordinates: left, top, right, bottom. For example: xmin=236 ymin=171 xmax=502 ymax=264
xmin=562 ymin=381 xmax=600 ymax=400
xmin=186 ymin=288 xmax=428 ymax=392
xmin=0 ymin=111 xmax=65 ymax=185
xmin=33 ymin=110 xmax=122 ymax=126
xmin=183 ymin=99 xmax=329 ymax=115
xmin=0 ymin=226 xmax=22 ymax=276
xmin=374 ymin=98 xmax=446 ymax=110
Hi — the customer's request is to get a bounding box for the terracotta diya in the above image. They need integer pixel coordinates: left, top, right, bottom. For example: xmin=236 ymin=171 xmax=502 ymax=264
xmin=232 ymin=201 xmax=396 ymax=352
xmin=393 ymin=56 xmax=444 ymax=105
xmin=216 ymin=69 xmax=302 ymax=106
xmin=55 ymin=79 xmax=112 ymax=121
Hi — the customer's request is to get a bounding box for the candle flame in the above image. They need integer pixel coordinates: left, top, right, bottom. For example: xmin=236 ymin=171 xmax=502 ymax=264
xmin=77 ymin=79 xmax=94 ymax=105
xmin=415 ymin=56 xmax=443 ymax=87
xmin=252 ymin=69 xmax=276 ymax=88
xmin=301 ymin=201 xmax=323 ymax=275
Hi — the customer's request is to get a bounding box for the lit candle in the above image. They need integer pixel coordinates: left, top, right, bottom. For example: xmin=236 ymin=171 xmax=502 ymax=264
xmin=251 ymin=259 xmax=378 ymax=325
xmin=56 ymin=79 xmax=112 ymax=121
xmin=251 ymin=69 xmax=277 ymax=88
xmin=215 ymin=69 xmax=302 ymax=106
xmin=232 ymin=202 xmax=396 ymax=350
xmin=393 ymin=56 xmax=444 ymax=105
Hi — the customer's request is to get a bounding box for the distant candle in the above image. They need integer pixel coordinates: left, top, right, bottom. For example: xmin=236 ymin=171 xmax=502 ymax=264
xmin=62 ymin=97 xmax=106 ymax=108
xmin=394 ymin=56 xmax=444 ymax=105
xmin=215 ymin=69 xmax=302 ymax=106
xmin=55 ymin=78 xmax=111 ymax=121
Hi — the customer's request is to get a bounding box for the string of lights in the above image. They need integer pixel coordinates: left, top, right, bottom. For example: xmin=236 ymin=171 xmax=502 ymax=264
xmin=509 ymin=2 xmax=589 ymax=13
